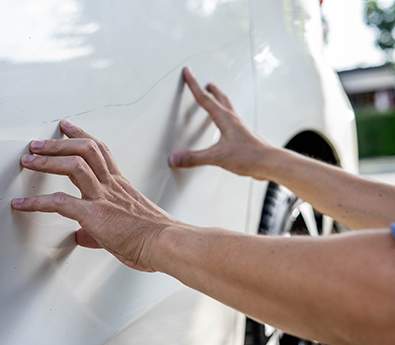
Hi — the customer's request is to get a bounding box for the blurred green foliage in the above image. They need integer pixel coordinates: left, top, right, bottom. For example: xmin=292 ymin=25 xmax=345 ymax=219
xmin=356 ymin=110 xmax=395 ymax=158
xmin=361 ymin=2 xmax=395 ymax=158
xmin=365 ymin=0 xmax=395 ymax=58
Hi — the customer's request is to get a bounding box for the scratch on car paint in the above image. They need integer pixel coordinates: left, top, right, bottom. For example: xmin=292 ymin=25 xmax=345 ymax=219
xmin=63 ymin=110 xmax=97 ymax=120
xmin=103 ymin=35 xmax=248 ymax=108
xmin=44 ymin=109 xmax=97 ymax=124
xmin=42 ymin=35 xmax=247 ymax=124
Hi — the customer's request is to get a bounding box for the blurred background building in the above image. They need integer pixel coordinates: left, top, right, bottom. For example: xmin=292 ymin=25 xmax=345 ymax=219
xmin=339 ymin=64 xmax=395 ymax=113
xmin=338 ymin=64 xmax=395 ymax=159
xmin=323 ymin=0 xmax=395 ymax=163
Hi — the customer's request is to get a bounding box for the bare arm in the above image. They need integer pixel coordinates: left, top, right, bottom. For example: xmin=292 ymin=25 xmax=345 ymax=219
xmin=264 ymin=148 xmax=395 ymax=229
xmin=169 ymin=68 xmax=395 ymax=229
xmin=11 ymin=119 xmax=395 ymax=345
xmin=153 ymin=226 xmax=395 ymax=345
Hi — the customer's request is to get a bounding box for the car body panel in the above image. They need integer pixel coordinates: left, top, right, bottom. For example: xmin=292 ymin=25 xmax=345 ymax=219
xmin=249 ymin=0 xmax=357 ymax=169
xmin=0 ymin=1 xmax=357 ymax=344
xmin=1 ymin=1 xmax=254 ymax=344
xmin=246 ymin=0 xmax=358 ymax=235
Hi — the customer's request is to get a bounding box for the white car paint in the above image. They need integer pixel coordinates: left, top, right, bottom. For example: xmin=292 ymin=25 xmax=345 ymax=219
xmin=0 ymin=1 xmax=357 ymax=344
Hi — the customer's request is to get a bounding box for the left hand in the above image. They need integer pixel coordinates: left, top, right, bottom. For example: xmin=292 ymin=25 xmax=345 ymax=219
xmin=169 ymin=68 xmax=274 ymax=180
xmin=11 ymin=120 xmax=177 ymax=272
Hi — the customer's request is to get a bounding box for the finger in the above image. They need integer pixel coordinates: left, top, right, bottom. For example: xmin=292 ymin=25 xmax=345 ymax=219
xmin=11 ymin=192 xmax=86 ymax=221
xmin=60 ymin=120 xmax=121 ymax=175
xmin=169 ymin=147 xmax=216 ymax=168
xmin=30 ymin=139 xmax=110 ymax=183
xmin=206 ymin=83 xmax=234 ymax=110
xmin=21 ymin=154 xmax=101 ymax=199
xmin=75 ymin=228 xmax=102 ymax=249
xmin=183 ymin=67 xmax=228 ymax=131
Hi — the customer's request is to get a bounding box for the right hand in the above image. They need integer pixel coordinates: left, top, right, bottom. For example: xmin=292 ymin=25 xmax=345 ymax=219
xmin=169 ymin=67 xmax=275 ymax=180
xmin=12 ymin=121 xmax=180 ymax=272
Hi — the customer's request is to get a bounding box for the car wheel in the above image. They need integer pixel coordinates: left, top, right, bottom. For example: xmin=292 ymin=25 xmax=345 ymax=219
xmin=244 ymin=181 xmax=343 ymax=345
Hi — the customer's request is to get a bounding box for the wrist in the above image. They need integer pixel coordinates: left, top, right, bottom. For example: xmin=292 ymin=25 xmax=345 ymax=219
xmin=252 ymin=144 xmax=289 ymax=181
xmin=149 ymin=222 xmax=193 ymax=273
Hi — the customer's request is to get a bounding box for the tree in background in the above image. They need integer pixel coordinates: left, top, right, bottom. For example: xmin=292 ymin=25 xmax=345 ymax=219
xmin=365 ymin=0 xmax=395 ymax=60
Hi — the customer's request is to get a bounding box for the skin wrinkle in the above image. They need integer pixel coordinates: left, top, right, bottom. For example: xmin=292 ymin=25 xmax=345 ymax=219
xmin=10 ymin=68 xmax=395 ymax=344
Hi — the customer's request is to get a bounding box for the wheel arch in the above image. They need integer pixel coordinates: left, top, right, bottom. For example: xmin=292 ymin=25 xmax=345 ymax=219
xmin=257 ymin=129 xmax=341 ymax=233
xmin=246 ymin=129 xmax=342 ymax=344
xmin=284 ymin=129 xmax=340 ymax=166
xmin=246 ymin=128 xmax=344 ymax=236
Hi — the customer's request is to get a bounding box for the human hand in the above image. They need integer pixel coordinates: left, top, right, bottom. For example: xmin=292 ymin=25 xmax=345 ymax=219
xmin=11 ymin=121 xmax=177 ymax=272
xmin=169 ymin=67 xmax=275 ymax=180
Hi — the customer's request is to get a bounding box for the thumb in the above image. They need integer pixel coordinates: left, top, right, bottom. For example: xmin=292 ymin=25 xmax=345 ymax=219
xmin=75 ymin=228 xmax=102 ymax=249
xmin=169 ymin=148 xmax=215 ymax=168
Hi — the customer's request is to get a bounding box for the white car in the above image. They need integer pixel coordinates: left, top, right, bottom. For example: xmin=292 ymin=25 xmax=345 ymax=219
xmin=0 ymin=0 xmax=358 ymax=344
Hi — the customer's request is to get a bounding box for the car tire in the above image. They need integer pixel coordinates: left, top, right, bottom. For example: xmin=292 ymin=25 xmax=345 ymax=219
xmin=244 ymin=180 xmax=342 ymax=345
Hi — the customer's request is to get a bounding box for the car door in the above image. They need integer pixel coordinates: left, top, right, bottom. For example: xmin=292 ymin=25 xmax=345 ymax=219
xmin=0 ymin=1 xmax=256 ymax=344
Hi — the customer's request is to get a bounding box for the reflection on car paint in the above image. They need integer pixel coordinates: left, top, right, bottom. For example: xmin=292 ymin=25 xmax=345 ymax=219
xmin=0 ymin=0 xmax=99 ymax=63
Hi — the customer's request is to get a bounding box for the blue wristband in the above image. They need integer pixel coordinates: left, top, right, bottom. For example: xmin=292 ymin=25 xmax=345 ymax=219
xmin=391 ymin=224 xmax=395 ymax=239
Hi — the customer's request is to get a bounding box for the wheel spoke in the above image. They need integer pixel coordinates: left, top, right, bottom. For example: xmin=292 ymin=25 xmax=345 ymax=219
xmin=265 ymin=324 xmax=276 ymax=337
xmin=267 ymin=329 xmax=283 ymax=345
xmin=322 ymin=215 xmax=334 ymax=236
xmin=299 ymin=202 xmax=319 ymax=237
xmin=252 ymin=184 xmax=338 ymax=345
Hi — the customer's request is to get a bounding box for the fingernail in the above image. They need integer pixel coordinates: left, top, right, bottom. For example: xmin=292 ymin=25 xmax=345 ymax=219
xmin=22 ymin=154 xmax=36 ymax=164
xmin=12 ymin=198 xmax=25 ymax=208
xmin=30 ymin=140 xmax=45 ymax=150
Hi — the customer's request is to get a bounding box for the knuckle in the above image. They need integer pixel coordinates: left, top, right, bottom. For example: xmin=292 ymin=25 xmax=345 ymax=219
xmin=28 ymin=197 xmax=39 ymax=209
xmin=71 ymin=156 xmax=86 ymax=172
xmin=197 ymin=93 xmax=211 ymax=105
xmin=206 ymin=83 xmax=215 ymax=91
xmin=41 ymin=139 xmax=49 ymax=148
xmin=97 ymin=140 xmax=110 ymax=153
xmin=53 ymin=192 xmax=67 ymax=205
xmin=83 ymin=139 xmax=99 ymax=155
xmin=223 ymin=110 xmax=236 ymax=121
xmin=113 ymin=173 xmax=124 ymax=182
xmin=99 ymin=141 xmax=110 ymax=153
xmin=36 ymin=155 xmax=49 ymax=167
xmin=100 ymin=171 xmax=113 ymax=184
xmin=230 ymin=113 xmax=241 ymax=124
xmin=49 ymin=139 xmax=60 ymax=150
xmin=213 ymin=85 xmax=221 ymax=94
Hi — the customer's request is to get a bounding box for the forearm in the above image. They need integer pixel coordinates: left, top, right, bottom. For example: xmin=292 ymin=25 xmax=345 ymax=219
xmin=262 ymin=147 xmax=395 ymax=229
xmin=153 ymin=225 xmax=395 ymax=345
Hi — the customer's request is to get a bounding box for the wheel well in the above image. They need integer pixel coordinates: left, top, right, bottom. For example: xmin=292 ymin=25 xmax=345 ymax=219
xmin=284 ymin=130 xmax=340 ymax=166
xmin=250 ymin=131 xmax=341 ymax=342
